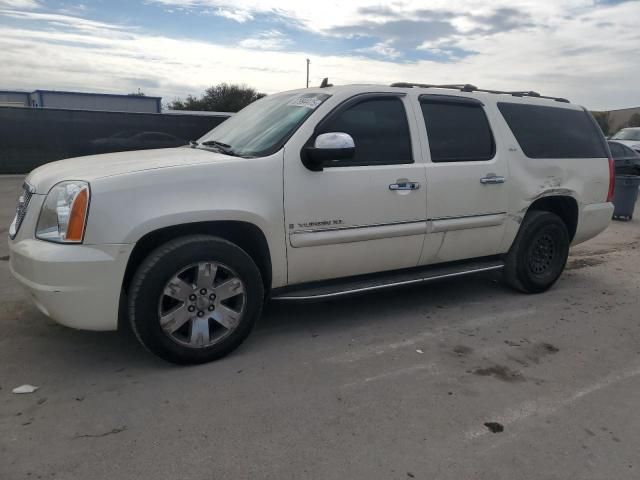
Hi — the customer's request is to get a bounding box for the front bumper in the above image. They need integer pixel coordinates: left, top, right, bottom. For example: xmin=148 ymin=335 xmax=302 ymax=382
xmin=9 ymin=238 xmax=133 ymax=331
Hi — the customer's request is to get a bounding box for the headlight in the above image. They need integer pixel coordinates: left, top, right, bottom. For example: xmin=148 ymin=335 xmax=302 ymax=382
xmin=36 ymin=181 xmax=90 ymax=243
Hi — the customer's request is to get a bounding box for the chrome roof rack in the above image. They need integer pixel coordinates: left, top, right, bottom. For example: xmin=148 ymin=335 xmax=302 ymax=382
xmin=389 ymin=82 xmax=570 ymax=103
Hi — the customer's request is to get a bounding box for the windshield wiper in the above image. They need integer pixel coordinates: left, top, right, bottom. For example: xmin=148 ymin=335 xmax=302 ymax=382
xmin=189 ymin=138 xmax=241 ymax=156
xmin=202 ymin=139 xmax=231 ymax=149
xmin=200 ymin=139 xmax=240 ymax=156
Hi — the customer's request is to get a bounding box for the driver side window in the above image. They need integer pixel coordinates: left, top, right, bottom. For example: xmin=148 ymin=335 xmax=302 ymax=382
xmin=316 ymin=96 xmax=413 ymax=167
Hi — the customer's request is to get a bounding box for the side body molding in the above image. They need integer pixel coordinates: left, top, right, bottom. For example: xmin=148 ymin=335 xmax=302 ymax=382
xmin=290 ymin=220 xmax=427 ymax=248
xmin=289 ymin=213 xmax=507 ymax=248
xmin=429 ymin=213 xmax=507 ymax=233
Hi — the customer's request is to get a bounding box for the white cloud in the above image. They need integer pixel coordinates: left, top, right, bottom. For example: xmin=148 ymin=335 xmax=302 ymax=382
xmin=0 ymin=2 xmax=639 ymax=110
xmin=56 ymin=3 xmax=89 ymax=15
xmin=238 ymin=30 xmax=291 ymax=50
xmin=211 ymin=7 xmax=253 ymax=23
xmin=0 ymin=0 xmax=40 ymax=8
xmin=357 ymin=41 xmax=402 ymax=59
xmin=0 ymin=9 xmax=132 ymax=32
xmin=145 ymin=0 xmax=588 ymax=33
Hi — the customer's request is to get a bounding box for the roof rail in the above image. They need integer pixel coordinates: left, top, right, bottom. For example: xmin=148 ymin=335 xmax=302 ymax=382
xmin=389 ymin=82 xmax=570 ymax=103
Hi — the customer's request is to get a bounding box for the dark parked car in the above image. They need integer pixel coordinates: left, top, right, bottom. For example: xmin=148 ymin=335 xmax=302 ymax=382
xmin=610 ymin=127 xmax=640 ymax=152
xmin=90 ymin=131 xmax=186 ymax=154
xmin=609 ymin=140 xmax=640 ymax=175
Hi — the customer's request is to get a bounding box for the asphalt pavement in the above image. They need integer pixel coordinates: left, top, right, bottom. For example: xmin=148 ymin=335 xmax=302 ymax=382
xmin=1 ymin=175 xmax=639 ymax=479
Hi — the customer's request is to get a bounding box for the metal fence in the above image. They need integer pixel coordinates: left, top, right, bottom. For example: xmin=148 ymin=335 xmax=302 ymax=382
xmin=0 ymin=107 xmax=229 ymax=174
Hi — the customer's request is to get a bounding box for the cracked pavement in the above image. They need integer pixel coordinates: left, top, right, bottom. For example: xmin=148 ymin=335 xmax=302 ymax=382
xmin=1 ymin=175 xmax=639 ymax=479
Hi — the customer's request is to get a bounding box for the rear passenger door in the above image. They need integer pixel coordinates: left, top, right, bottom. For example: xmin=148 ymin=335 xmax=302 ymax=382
xmin=415 ymin=95 xmax=509 ymax=264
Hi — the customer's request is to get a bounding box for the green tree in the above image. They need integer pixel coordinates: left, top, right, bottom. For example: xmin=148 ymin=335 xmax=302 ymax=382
xmin=627 ymin=113 xmax=640 ymax=128
xmin=169 ymin=83 xmax=266 ymax=112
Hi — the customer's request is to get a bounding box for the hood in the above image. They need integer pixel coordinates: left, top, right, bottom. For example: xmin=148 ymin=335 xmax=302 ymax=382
xmin=26 ymin=147 xmax=235 ymax=193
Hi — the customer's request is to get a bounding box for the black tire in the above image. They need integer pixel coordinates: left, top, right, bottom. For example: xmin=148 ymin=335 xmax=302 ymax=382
xmin=128 ymin=235 xmax=263 ymax=364
xmin=503 ymin=210 xmax=570 ymax=293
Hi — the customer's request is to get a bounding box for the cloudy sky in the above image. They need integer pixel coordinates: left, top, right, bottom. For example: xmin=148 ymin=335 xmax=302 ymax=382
xmin=0 ymin=0 xmax=638 ymax=110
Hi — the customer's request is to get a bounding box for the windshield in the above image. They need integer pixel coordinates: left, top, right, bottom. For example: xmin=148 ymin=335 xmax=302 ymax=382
xmin=198 ymin=92 xmax=331 ymax=157
xmin=611 ymin=129 xmax=640 ymax=141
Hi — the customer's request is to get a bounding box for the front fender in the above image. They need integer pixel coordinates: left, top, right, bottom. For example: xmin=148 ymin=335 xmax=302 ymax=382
xmin=83 ymin=153 xmax=287 ymax=287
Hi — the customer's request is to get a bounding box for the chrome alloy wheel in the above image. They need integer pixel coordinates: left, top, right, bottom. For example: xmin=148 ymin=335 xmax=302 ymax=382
xmin=158 ymin=262 xmax=246 ymax=348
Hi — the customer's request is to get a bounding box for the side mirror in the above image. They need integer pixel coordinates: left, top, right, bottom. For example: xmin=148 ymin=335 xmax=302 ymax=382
xmin=302 ymin=132 xmax=355 ymax=171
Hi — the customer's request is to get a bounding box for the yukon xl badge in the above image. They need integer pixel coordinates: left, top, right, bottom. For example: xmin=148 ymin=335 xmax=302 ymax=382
xmin=291 ymin=219 xmax=344 ymax=229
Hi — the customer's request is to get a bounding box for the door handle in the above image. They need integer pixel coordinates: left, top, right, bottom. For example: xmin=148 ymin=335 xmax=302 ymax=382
xmin=480 ymin=174 xmax=506 ymax=185
xmin=389 ymin=182 xmax=420 ymax=191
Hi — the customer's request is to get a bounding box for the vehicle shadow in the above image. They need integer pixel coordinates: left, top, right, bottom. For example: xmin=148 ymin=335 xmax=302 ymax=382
xmin=258 ymin=272 xmax=511 ymax=334
xmin=2 ymin=268 xmax=611 ymax=375
xmin=256 ymin=266 xmax=614 ymax=345
xmin=2 ymin=273 xmax=504 ymax=371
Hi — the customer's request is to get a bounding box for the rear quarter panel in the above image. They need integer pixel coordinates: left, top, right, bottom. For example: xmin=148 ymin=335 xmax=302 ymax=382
xmin=489 ymin=102 xmax=611 ymax=250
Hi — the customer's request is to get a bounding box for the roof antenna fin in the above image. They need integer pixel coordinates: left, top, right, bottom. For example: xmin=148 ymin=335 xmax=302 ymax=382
xmin=320 ymin=77 xmax=332 ymax=88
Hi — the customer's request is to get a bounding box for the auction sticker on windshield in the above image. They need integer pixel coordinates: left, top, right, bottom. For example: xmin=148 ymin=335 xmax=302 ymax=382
xmin=287 ymin=95 xmax=326 ymax=109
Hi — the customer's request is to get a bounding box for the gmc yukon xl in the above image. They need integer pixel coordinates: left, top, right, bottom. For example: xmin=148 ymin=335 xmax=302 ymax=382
xmin=9 ymin=83 xmax=614 ymax=364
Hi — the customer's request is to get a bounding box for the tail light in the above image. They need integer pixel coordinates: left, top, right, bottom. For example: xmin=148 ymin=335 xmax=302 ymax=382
xmin=607 ymin=157 xmax=615 ymax=202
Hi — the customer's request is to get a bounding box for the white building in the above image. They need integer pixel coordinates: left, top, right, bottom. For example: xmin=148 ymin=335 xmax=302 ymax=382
xmin=607 ymin=106 xmax=640 ymax=132
xmin=0 ymin=89 xmax=162 ymax=113
xmin=0 ymin=90 xmax=30 ymax=108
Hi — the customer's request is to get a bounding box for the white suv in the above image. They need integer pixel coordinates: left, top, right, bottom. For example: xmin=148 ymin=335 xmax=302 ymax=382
xmin=8 ymin=83 xmax=614 ymax=364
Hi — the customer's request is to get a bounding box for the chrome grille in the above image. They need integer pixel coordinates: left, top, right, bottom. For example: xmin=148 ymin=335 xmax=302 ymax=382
xmin=9 ymin=183 xmax=34 ymax=239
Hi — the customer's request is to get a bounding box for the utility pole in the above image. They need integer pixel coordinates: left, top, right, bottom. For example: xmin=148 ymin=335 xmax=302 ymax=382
xmin=306 ymin=58 xmax=310 ymax=88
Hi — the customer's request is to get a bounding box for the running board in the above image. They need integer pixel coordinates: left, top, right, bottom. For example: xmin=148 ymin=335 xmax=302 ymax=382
xmin=270 ymin=257 xmax=504 ymax=301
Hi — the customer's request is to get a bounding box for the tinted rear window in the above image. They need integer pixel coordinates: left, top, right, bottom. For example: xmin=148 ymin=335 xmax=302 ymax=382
xmin=421 ymin=100 xmax=495 ymax=162
xmin=498 ymin=103 xmax=607 ymax=159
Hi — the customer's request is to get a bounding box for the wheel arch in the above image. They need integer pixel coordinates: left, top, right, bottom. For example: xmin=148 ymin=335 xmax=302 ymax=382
xmin=121 ymin=221 xmax=273 ymax=301
xmin=524 ymin=195 xmax=579 ymax=242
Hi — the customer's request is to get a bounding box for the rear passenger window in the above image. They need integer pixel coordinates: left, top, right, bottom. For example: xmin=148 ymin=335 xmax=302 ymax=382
xmin=498 ymin=103 xmax=607 ymax=159
xmin=317 ymin=97 xmax=412 ymax=166
xmin=420 ymin=98 xmax=495 ymax=162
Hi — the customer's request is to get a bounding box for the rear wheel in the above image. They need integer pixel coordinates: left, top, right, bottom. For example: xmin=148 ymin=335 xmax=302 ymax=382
xmin=504 ymin=210 xmax=570 ymax=293
xmin=128 ymin=235 xmax=263 ymax=364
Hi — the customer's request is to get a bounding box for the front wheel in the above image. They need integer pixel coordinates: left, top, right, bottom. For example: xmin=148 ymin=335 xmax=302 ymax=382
xmin=128 ymin=235 xmax=264 ymax=364
xmin=503 ymin=210 xmax=570 ymax=293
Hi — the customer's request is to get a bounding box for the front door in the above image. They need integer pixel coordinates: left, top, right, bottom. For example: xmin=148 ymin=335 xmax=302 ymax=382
xmin=283 ymin=93 xmax=427 ymax=285
xmin=415 ymin=95 xmax=509 ymax=264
